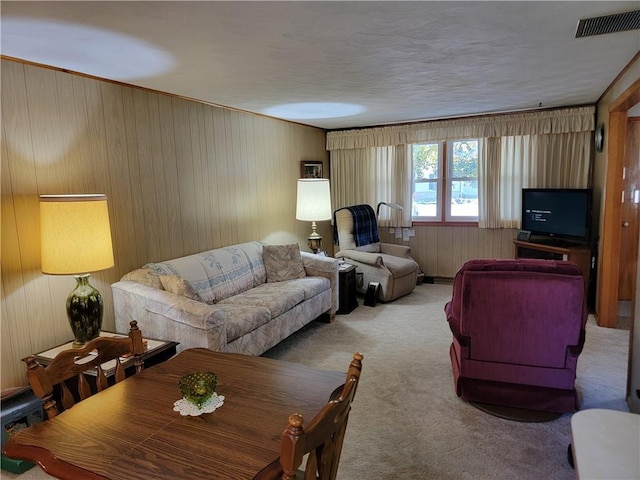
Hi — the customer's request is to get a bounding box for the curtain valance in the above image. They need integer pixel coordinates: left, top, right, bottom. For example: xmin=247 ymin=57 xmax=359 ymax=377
xmin=326 ymin=106 xmax=595 ymax=150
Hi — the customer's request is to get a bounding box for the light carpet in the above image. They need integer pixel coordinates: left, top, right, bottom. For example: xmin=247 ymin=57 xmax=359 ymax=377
xmin=263 ymin=283 xmax=629 ymax=480
xmin=4 ymin=283 xmax=630 ymax=480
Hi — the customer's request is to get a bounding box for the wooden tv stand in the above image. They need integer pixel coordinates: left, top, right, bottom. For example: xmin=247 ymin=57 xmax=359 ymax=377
xmin=513 ymin=240 xmax=591 ymax=291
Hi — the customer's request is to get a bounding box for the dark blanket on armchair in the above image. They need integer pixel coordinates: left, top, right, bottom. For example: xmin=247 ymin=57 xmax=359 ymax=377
xmin=333 ymin=204 xmax=380 ymax=247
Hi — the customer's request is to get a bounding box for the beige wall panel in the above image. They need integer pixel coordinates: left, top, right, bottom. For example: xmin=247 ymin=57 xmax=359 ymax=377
xmin=101 ymin=83 xmax=140 ymax=273
xmin=436 ymin=226 xmax=455 ymax=277
xmin=1 ymin=64 xmax=51 ymax=385
xmin=384 ymin=225 xmax=517 ymax=278
xmin=26 ymin=67 xmax=71 ymax=192
xmin=233 ymin=111 xmax=250 ymax=242
xmin=170 ymin=97 xmax=200 ymax=256
xmin=466 ymin=227 xmax=481 ymax=260
xmin=211 ymin=105 xmax=232 ymax=247
xmin=405 ymin=227 xmax=423 ymax=274
xmin=425 ymin=226 xmax=439 ymax=275
xmin=157 ymin=95 xmax=183 ymax=259
xmin=82 ymin=78 xmax=112 ymax=195
xmin=451 ymin=226 xmax=469 ymax=273
xmin=1 ymin=121 xmax=25 ymax=387
xmin=0 ymin=59 xmax=329 ymax=389
xmin=502 ymin=229 xmax=517 ymax=258
xmin=476 ymin=228 xmax=497 ymax=258
xmin=203 ymin=107 xmax=221 ymax=248
xmin=244 ymin=114 xmax=261 ymax=242
xmin=366 ymin=224 xmax=518 ymax=277
xmin=121 ymin=87 xmax=148 ymax=267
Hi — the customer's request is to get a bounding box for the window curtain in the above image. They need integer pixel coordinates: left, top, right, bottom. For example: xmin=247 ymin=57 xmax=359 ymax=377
xmin=330 ymin=146 xmax=412 ymax=227
xmin=480 ymin=131 xmax=592 ymax=228
xmin=328 ymin=106 xmax=594 ymax=228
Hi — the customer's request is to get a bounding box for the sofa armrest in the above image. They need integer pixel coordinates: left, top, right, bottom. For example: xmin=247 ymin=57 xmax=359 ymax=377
xmin=380 ymin=243 xmax=413 ymax=259
xmin=112 ymin=281 xmax=228 ymax=352
xmin=335 ymin=249 xmax=384 ymax=267
xmin=301 ymin=252 xmax=340 ymax=315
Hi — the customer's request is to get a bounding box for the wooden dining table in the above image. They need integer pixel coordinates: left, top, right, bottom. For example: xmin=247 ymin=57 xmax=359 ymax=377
xmin=3 ymin=348 xmax=347 ymax=479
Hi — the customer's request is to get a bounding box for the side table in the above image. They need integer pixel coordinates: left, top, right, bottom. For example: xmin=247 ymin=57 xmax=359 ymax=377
xmin=570 ymin=408 xmax=640 ymax=479
xmin=337 ymin=263 xmax=358 ymax=314
xmin=34 ymin=331 xmax=179 ymax=377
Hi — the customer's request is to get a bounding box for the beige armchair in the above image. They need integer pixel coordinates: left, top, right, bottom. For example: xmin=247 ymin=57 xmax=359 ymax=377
xmin=334 ymin=205 xmax=419 ymax=302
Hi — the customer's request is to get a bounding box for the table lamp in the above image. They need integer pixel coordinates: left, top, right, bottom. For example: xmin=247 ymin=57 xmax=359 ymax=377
xmin=296 ymin=179 xmax=332 ymax=253
xmin=40 ymin=194 xmax=115 ymax=347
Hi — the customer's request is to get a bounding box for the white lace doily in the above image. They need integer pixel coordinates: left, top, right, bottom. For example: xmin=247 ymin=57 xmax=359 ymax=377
xmin=173 ymin=393 xmax=225 ymax=416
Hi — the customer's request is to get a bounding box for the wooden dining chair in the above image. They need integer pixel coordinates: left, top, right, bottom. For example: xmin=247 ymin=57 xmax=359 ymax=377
xmin=279 ymin=352 xmax=364 ymax=480
xmin=23 ymin=320 xmax=145 ymax=419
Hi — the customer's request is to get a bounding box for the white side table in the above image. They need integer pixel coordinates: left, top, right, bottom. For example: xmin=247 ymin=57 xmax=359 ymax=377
xmin=571 ymin=408 xmax=640 ymax=479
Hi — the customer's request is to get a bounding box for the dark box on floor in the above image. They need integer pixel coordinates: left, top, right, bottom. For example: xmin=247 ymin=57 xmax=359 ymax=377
xmin=1 ymin=388 xmax=43 ymax=473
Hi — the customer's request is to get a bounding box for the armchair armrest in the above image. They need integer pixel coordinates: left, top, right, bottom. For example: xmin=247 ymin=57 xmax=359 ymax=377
xmin=444 ymin=301 xmax=467 ymax=346
xmin=335 ymin=249 xmax=384 ymax=267
xmin=380 ymin=243 xmax=413 ymax=259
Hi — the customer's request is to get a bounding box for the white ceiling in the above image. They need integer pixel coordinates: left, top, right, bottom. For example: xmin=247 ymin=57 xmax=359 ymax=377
xmin=1 ymin=1 xmax=639 ymax=130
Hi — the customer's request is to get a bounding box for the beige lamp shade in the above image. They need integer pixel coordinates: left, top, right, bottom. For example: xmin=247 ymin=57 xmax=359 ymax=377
xmin=40 ymin=194 xmax=115 ymax=275
xmin=296 ymin=179 xmax=332 ymax=221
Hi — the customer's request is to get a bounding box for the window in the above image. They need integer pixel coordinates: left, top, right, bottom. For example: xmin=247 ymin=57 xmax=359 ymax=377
xmin=412 ymin=143 xmax=441 ymax=219
xmin=412 ymin=139 xmax=479 ymax=223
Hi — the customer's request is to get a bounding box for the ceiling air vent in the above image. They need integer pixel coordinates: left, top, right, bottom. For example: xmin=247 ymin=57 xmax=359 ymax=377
xmin=575 ymin=10 xmax=640 ymax=38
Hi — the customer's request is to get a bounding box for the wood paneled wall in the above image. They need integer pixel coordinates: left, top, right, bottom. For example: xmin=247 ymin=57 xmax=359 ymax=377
xmin=0 ymin=59 xmax=517 ymax=389
xmin=1 ymin=59 xmax=329 ymax=388
xmin=379 ymin=226 xmax=517 ymax=278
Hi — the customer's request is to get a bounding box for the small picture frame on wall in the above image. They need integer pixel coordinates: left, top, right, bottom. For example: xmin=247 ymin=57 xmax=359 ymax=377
xmin=301 ymin=161 xmax=323 ymax=179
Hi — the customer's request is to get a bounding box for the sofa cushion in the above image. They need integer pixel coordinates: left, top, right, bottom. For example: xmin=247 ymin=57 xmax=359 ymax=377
xmin=217 ymin=304 xmax=272 ymax=343
xmin=263 ymin=244 xmax=306 ymax=283
xmin=218 ymin=282 xmax=305 ymax=318
xmin=290 ymin=276 xmax=331 ymax=301
xmin=159 ymin=275 xmax=202 ymax=302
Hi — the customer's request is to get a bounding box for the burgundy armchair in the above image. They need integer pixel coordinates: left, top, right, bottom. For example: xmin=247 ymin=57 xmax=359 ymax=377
xmin=444 ymin=259 xmax=588 ymax=413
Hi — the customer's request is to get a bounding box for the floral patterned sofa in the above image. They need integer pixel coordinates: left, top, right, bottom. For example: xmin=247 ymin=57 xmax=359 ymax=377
xmin=111 ymin=241 xmax=339 ymax=355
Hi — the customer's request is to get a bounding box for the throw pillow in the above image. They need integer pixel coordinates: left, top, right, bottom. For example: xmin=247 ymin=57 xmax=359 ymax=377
xmin=159 ymin=275 xmax=202 ymax=302
xmin=263 ymin=244 xmax=306 ymax=283
xmin=121 ymin=267 xmax=163 ymax=290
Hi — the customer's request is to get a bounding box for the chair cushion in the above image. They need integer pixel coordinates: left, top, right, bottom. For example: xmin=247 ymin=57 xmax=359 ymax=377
xmin=263 ymin=244 xmax=306 ymax=283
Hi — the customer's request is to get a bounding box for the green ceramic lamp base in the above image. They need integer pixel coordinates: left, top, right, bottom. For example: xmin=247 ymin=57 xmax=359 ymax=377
xmin=66 ymin=274 xmax=104 ymax=347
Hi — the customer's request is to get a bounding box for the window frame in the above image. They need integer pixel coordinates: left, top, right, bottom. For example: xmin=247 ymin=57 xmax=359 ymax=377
xmin=411 ymin=142 xmax=442 ymax=222
xmin=411 ymin=139 xmax=479 ymax=225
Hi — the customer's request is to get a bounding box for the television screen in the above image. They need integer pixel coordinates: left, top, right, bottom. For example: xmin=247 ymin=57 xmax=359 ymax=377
xmin=521 ymin=188 xmax=591 ymax=243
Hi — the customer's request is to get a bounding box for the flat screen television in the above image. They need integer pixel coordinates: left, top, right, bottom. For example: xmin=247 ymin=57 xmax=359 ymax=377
xmin=521 ymin=188 xmax=592 ymax=244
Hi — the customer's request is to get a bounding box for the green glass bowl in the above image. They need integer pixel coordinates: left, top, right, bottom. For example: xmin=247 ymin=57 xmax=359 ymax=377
xmin=179 ymin=372 xmax=217 ymax=408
